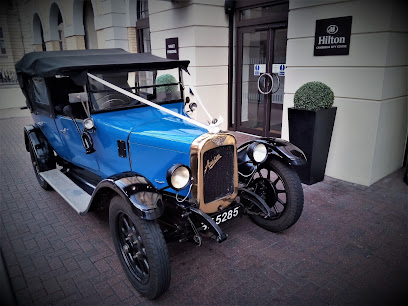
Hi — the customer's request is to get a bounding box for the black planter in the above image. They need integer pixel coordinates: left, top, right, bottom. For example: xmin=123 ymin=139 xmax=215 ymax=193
xmin=288 ymin=107 xmax=337 ymax=185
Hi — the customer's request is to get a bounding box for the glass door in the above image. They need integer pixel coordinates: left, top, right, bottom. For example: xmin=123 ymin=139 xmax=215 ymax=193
xmin=236 ymin=24 xmax=287 ymax=137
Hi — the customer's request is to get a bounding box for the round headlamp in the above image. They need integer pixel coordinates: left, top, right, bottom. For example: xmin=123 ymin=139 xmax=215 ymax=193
xmin=83 ymin=118 xmax=95 ymax=130
xmin=248 ymin=142 xmax=268 ymax=164
xmin=166 ymin=164 xmax=192 ymax=191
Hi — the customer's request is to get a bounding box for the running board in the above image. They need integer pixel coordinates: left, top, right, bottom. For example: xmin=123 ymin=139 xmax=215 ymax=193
xmin=40 ymin=169 xmax=91 ymax=214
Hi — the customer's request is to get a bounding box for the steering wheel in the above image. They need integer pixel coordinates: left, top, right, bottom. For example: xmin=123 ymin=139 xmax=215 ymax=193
xmin=101 ymin=98 xmax=126 ymax=109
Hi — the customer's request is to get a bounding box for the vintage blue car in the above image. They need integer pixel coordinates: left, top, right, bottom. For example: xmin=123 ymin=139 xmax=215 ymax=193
xmin=16 ymin=49 xmax=306 ymax=299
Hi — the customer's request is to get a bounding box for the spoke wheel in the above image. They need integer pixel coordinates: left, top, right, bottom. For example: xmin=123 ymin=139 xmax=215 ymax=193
xmin=117 ymin=212 xmax=150 ymax=284
xmin=249 ymin=159 xmax=304 ymax=232
xmin=109 ymin=196 xmax=171 ymax=299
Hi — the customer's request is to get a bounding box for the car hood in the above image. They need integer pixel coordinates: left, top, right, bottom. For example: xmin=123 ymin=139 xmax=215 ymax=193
xmin=92 ymin=103 xmax=207 ymax=153
xmin=92 ymin=104 xmax=208 ymax=190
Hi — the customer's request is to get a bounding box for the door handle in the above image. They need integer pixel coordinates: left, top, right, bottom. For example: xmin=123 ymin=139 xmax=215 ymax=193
xmin=257 ymin=73 xmax=281 ymax=95
xmin=257 ymin=73 xmax=274 ymax=95
xmin=60 ymin=128 xmax=68 ymax=134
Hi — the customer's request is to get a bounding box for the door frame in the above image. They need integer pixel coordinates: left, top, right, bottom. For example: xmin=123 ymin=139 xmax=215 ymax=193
xmin=229 ymin=0 xmax=289 ymax=137
xmin=235 ymin=25 xmax=272 ymax=136
xmin=235 ymin=22 xmax=287 ymax=137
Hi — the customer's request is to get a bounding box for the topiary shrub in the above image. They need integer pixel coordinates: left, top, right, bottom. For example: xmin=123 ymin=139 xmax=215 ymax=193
xmin=294 ymin=81 xmax=334 ymax=111
xmin=155 ymin=74 xmax=178 ymax=93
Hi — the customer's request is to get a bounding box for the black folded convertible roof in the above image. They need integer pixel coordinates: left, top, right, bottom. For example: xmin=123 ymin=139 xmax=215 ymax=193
xmin=15 ymin=49 xmax=190 ymax=85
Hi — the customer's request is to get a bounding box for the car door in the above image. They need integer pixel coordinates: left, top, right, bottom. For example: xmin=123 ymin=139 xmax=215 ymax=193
xmin=26 ymin=77 xmax=65 ymax=153
xmin=55 ymin=114 xmax=99 ymax=172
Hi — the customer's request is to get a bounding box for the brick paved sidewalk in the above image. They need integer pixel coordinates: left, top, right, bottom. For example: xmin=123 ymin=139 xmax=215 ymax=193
xmin=1 ymin=115 xmax=407 ymax=305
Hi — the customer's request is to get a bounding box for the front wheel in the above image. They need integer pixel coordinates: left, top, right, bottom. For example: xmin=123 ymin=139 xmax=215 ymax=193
xmin=109 ymin=195 xmax=171 ymax=299
xmin=249 ymin=159 xmax=304 ymax=232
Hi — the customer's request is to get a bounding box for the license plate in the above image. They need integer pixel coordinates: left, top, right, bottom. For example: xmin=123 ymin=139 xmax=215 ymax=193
xmin=202 ymin=205 xmax=241 ymax=231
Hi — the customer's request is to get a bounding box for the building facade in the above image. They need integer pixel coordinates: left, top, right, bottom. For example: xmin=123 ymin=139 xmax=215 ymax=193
xmin=1 ymin=0 xmax=407 ymax=186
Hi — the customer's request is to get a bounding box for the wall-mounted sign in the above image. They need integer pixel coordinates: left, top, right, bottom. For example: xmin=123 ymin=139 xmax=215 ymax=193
xmin=314 ymin=16 xmax=352 ymax=56
xmin=272 ymin=64 xmax=286 ymax=76
xmin=254 ymin=64 xmax=266 ymax=76
xmin=166 ymin=37 xmax=179 ymax=60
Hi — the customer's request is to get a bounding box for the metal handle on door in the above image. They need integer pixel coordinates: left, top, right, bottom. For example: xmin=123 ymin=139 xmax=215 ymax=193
xmin=257 ymin=73 xmax=274 ymax=95
xmin=60 ymin=128 xmax=67 ymax=134
xmin=257 ymin=73 xmax=281 ymax=95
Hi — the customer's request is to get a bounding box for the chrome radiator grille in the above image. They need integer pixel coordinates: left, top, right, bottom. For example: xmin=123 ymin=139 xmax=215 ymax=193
xmin=190 ymin=133 xmax=238 ymax=214
xmin=203 ymin=145 xmax=235 ymax=203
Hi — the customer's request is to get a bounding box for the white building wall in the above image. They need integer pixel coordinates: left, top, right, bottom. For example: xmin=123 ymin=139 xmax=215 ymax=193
xmin=94 ymin=0 xmax=128 ymax=50
xmin=149 ymin=0 xmax=229 ymax=130
xmin=0 ymin=1 xmax=30 ymax=110
xmin=283 ymin=0 xmax=408 ymax=186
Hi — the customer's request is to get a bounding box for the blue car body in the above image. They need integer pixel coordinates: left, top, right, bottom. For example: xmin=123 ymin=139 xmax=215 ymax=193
xmin=16 ymin=49 xmax=307 ymax=299
xmin=34 ymin=101 xmax=207 ymax=196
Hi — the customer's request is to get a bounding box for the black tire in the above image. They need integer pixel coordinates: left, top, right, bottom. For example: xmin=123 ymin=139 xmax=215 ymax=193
xmin=109 ymin=195 xmax=171 ymax=299
xmin=249 ymin=158 xmax=304 ymax=232
xmin=28 ymin=143 xmax=52 ymax=190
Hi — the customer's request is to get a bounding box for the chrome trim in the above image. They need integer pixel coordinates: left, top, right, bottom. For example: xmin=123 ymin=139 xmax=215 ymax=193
xmin=190 ymin=133 xmax=238 ymax=214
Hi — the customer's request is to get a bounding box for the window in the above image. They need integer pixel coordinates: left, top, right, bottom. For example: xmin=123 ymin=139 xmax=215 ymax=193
xmin=83 ymin=0 xmax=98 ymax=49
xmin=136 ymin=0 xmax=150 ymax=53
xmin=57 ymin=11 xmax=64 ymax=50
xmin=25 ymin=77 xmax=52 ymax=115
xmin=0 ymin=27 xmax=6 ymax=54
xmin=58 ymin=30 xmax=63 ymax=51
xmin=88 ymin=69 xmax=182 ymax=112
xmin=137 ymin=27 xmax=151 ymax=53
xmin=239 ymin=3 xmax=288 ymax=21
xmin=137 ymin=0 xmax=149 ymax=19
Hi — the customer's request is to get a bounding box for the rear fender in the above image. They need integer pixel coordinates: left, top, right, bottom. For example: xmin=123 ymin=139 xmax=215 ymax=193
xmin=88 ymin=172 xmax=164 ymax=220
xmin=24 ymin=125 xmax=55 ymax=171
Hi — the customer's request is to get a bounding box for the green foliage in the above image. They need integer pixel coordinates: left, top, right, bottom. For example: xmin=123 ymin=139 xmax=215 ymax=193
xmin=155 ymin=74 xmax=178 ymax=93
xmin=294 ymin=81 xmax=334 ymax=111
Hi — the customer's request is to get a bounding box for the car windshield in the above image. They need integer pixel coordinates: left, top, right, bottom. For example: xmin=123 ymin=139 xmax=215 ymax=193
xmin=88 ymin=68 xmax=182 ymax=112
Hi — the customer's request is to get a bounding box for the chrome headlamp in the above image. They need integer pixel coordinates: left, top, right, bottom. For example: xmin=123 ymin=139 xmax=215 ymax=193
xmin=166 ymin=164 xmax=192 ymax=191
xmin=248 ymin=142 xmax=268 ymax=164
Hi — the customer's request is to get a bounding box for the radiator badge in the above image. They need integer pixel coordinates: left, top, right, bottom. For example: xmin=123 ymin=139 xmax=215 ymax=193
xmin=211 ymin=136 xmax=226 ymax=146
xmin=204 ymin=154 xmax=222 ymax=174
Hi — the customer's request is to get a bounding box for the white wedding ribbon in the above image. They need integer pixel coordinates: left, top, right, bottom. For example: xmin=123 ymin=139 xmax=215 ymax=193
xmin=87 ymin=73 xmax=221 ymax=133
xmin=183 ymin=72 xmax=214 ymax=123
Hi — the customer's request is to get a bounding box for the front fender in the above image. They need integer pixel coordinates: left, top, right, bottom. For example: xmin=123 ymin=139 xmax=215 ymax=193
xmin=237 ymin=138 xmax=306 ymax=184
xmin=88 ymin=172 xmax=164 ymax=220
xmin=259 ymin=137 xmax=306 ymax=166
xmin=238 ymin=138 xmax=306 ymax=166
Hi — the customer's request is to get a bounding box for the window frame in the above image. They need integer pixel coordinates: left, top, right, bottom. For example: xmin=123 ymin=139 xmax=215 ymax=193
xmin=0 ymin=27 xmax=7 ymax=54
xmin=87 ymin=68 xmax=184 ymax=114
xmin=136 ymin=0 xmax=151 ymax=53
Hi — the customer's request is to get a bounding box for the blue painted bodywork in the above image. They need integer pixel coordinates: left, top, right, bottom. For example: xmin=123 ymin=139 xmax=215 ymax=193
xmin=32 ymin=113 xmax=64 ymax=153
xmin=54 ymin=117 xmax=99 ymax=171
xmin=40 ymin=102 xmax=207 ymax=194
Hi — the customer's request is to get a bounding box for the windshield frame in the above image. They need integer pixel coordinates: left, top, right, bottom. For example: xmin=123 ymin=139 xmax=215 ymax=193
xmin=86 ymin=67 xmax=184 ymax=114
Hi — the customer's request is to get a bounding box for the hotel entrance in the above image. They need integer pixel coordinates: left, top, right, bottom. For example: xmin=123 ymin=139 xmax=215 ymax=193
xmin=233 ymin=1 xmax=289 ymax=137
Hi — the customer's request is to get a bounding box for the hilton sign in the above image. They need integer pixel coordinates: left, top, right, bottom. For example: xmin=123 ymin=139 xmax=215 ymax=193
xmin=314 ymin=16 xmax=352 ymax=56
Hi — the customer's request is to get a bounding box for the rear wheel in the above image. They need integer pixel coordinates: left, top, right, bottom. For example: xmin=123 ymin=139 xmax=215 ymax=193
xmin=109 ymin=195 xmax=171 ymax=299
xmin=249 ymin=159 xmax=303 ymax=232
xmin=28 ymin=143 xmax=52 ymax=190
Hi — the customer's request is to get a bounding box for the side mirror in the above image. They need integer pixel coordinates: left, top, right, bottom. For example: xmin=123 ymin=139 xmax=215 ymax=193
xmin=68 ymin=92 xmax=88 ymax=103
xmin=63 ymin=105 xmax=74 ymax=118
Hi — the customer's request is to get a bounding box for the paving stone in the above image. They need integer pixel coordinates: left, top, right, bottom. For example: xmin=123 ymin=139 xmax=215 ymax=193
xmin=1 ymin=116 xmax=407 ymax=304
